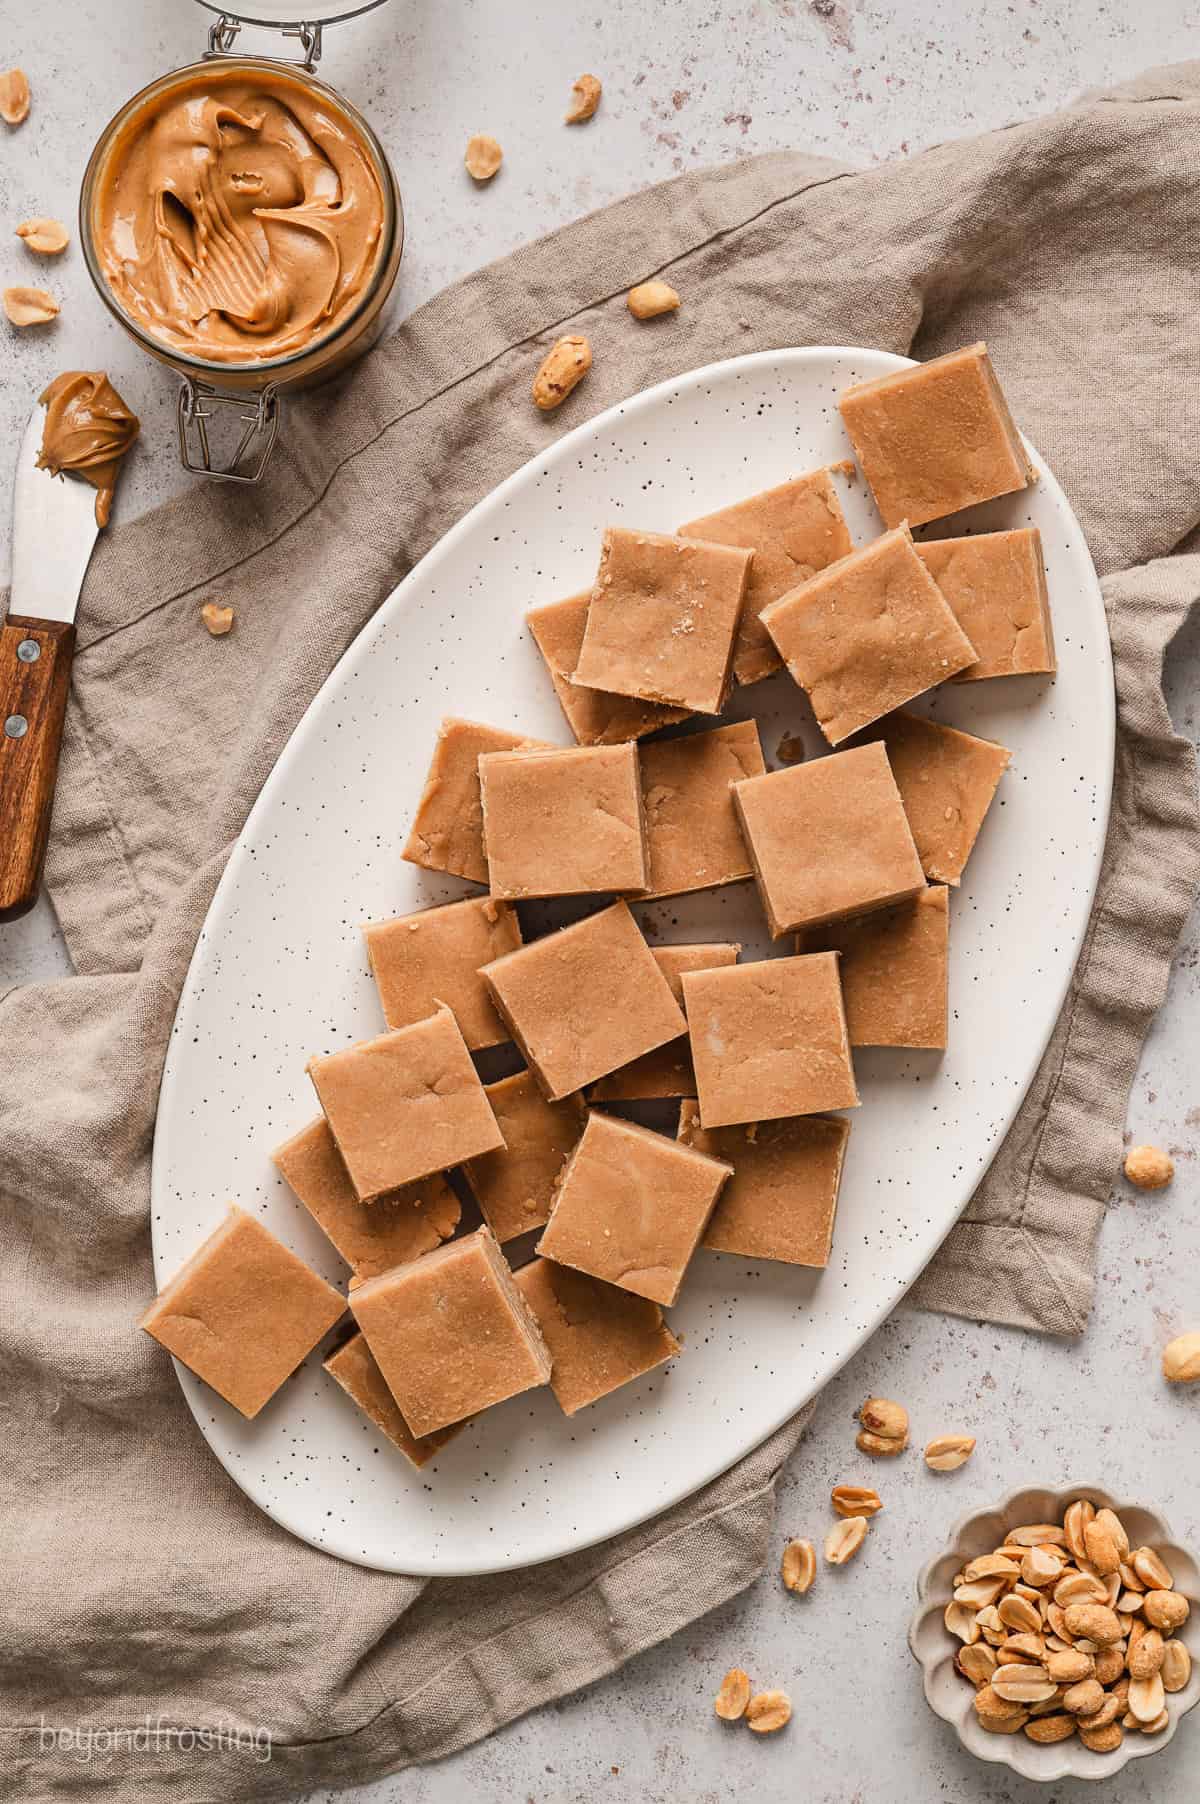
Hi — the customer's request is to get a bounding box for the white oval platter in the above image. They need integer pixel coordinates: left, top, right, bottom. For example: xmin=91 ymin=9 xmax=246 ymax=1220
xmin=152 ymin=347 xmax=1114 ymax=1576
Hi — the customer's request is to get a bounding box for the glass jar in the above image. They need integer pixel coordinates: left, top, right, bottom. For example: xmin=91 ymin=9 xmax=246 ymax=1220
xmin=78 ymin=2 xmax=402 ymax=482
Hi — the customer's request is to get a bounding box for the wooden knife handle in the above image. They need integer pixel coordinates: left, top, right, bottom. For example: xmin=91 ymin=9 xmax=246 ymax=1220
xmin=0 ymin=615 xmax=76 ymax=922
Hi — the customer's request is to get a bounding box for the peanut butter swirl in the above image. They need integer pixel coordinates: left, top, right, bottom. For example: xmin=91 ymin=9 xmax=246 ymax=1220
xmin=37 ymin=371 xmax=140 ymax=528
xmin=92 ymin=69 xmax=385 ymax=365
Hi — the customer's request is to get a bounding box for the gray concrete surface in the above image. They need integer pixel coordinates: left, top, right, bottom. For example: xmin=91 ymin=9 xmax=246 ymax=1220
xmin=2 ymin=3 xmax=1198 ymax=1799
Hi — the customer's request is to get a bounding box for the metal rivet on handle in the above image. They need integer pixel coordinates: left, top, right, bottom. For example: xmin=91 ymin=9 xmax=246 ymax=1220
xmin=4 ymin=715 xmax=28 ymax=739
xmin=16 ymin=639 xmax=40 ymax=663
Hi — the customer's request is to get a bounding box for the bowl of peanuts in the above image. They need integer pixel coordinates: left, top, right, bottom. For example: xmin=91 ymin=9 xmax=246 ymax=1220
xmin=908 ymin=1486 xmax=1199 ymax=1779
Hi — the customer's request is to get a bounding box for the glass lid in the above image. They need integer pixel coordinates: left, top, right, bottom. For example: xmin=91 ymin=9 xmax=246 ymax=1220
xmin=195 ymin=0 xmax=388 ymax=27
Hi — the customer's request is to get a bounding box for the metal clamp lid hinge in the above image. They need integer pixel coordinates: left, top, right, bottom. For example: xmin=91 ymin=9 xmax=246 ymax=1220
xmin=177 ymin=379 xmax=281 ymax=483
xmin=204 ymin=15 xmax=324 ymax=69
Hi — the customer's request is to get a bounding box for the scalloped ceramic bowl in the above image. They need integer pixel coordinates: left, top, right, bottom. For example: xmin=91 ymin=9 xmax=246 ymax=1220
xmin=909 ymin=1485 xmax=1200 ymax=1781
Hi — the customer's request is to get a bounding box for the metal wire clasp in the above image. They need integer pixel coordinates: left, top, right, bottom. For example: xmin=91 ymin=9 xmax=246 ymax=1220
xmin=203 ymin=15 xmax=325 ymax=69
xmin=177 ymin=378 xmax=281 ymax=483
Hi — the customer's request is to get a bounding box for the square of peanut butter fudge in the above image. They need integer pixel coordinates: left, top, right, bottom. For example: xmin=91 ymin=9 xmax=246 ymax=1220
xmin=732 ymin=741 xmax=924 ymax=938
xmin=461 ymin=1070 xmax=587 ymax=1243
xmin=140 ymin=1206 xmax=346 ymax=1419
xmin=837 ymin=343 xmax=1035 ymax=529
xmin=639 ymin=720 xmax=765 ymax=898
xmin=573 ymin=527 xmax=752 ymax=714
xmin=856 ymin=710 xmax=1010 ymax=885
xmin=682 ymin=953 xmax=859 ymax=1128
xmin=536 ymin=1113 xmax=731 ymax=1307
xmin=478 ymin=742 xmax=647 ymax=898
xmin=402 ymin=716 xmax=553 ymax=885
xmin=514 ymin=1257 xmax=680 ymax=1414
xmin=761 ymin=525 xmax=977 ymax=746
xmin=306 ymin=1008 xmax=504 ymax=1201
xmin=363 ymin=895 xmax=521 ymax=1050
xmin=916 ymin=528 xmax=1055 ymax=683
xmin=679 ymin=1103 xmax=851 ymax=1266
xmin=527 ymin=590 xmax=690 ymax=745
xmin=272 ymin=1116 xmax=460 ymax=1278
xmin=679 ymin=469 xmax=854 ymax=685
xmin=801 ymin=884 xmax=949 ymax=1048
xmin=590 ymin=941 xmax=740 ymax=1101
xmin=350 ymin=1227 xmax=550 ymax=1437
xmin=324 ymin=1331 xmax=463 ymax=1468
xmin=480 ymin=900 xmax=686 ymax=1101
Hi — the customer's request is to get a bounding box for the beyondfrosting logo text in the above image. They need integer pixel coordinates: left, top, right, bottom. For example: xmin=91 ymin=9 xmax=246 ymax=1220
xmin=35 ymin=1715 xmax=272 ymax=1764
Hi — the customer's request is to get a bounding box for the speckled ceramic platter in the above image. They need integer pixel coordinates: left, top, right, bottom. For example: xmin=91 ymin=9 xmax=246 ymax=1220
xmin=152 ymin=347 xmax=1114 ymax=1575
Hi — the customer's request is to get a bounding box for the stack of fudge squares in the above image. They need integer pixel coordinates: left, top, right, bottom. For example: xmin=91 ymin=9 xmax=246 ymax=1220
xmin=142 ymin=344 xmax=1055 ymax=1467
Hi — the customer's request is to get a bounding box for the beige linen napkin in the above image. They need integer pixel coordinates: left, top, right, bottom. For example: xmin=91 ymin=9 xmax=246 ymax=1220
xmin=2 ymin=61 xmax=1199 ymax=1803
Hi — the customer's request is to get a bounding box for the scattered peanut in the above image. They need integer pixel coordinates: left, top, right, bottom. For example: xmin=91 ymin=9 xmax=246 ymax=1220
xmin=16 ymin=217 xmax=69 ymax=256
xmin=1021 ymin=1545 xmax=1065 ymax=1588
xmin=925 ymin=1434 xmax=975 ymax=1472
xmin=998 ymin=1595 xmax=1043 ymax=1635
xmin=954 ymin=1577 xmax=1008 ymax=1610
xmin=964 ymin=1555 xmax=1020 ymax=1584
xmin=1084 ymin=1517 xmax=1122 ymax=1577
xmin=1047 ymin=1648 xmax=1094 ymax=1684
xmin=957 ymin=1643 xmax=996 ymax=1686
xmin=944 ymin=1600 xmax=980 ymax=1644
xmin=531 ymin=334 xmax=592 ymax=411
xmin=1024 ymin=1713 xmax=1076 ymax=1743
xmin=1123 ymin=1143 xmax=1173 ymax=1189
xmin=745 ymin=1689 xmax=791 ymax=1734
xmin=627 ymin=280 xmax=681 ymax=321
xmin=1062 ymin=1678 xmax=1104 ymax=1716
xmin=1063 ymin=1603 xmax=1123 ymax=1645
xmin=1055 ymin=1570 xmax=1107 ymax=1607
xmin=998 ymin=1632 xmax=1045 ymax=1663
xmin=780 ymin=1538 xmax=815 ymax=1594
xmin=713 ymin=1667 xmax=751 ymax=1721
xmin=1128 ymin=1627 xmax=1164 ymax=1681
xmin=1081 ymin=1692 xmax=1123 ymax=1730
xmin=992 ymin=1663 xmax=1055 ymax=1704
xmin=1095 ymin=1508 xmax=1130 ymax=1560
xmin=1161 ymin=1639 xmax=1191 ymax=1692
xmin=974 ymin=1683 xmax=1026 ymax=1724
xmin=3 ymin=285 xmax=58 ymax=326
xmin=831 ymin=1484 xmax=881 ymax=1518
xmin=1127 ymin=1672 xmax=1166 ymax=1723
xmin=564 ymin=73 xmax=602 ymax=124
xmin=1008 ymin=1524 xmax=1068 ymax=1547
xmin=464 ymin=133 xmax=503 ymax=182
xmin=1078 ymin=1719 xmax=1123 ymax=1752
xmin=1162 ymin=1332 xmax=1200 ymax=1383
xmin=1132 ymin=1546 xmax=1175 ymax=1590
xmin=824 ymin=1516 xmax=868 ymax=1566
xmin=1143 ymin=1590 xmax=1189 ymax=1633
xmin=0 ymin=67 xmax=30 ymax=126
xmin=1064 ymin=1499 xmax=1095 ymax=1562
xmin=859 ymin=1396 xmax=908 ymax=1443
xmin=855 ymin=1429 xmax=906 ymax=1457
xmin=201 ymin=603 xmax=235 ymax=637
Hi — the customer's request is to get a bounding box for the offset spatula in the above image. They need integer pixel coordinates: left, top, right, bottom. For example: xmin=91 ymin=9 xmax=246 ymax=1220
xmin=0 ymin=400 xmax=100 ymax=921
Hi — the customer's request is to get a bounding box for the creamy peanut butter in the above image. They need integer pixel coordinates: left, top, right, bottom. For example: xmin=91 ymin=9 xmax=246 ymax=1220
xmin=92 ymin=67 xmax=386 ymax=365
xmin=37 ymin=370 xmax=140 ymax=528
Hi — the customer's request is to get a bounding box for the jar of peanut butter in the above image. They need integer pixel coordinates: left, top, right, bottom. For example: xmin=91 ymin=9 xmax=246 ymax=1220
xmin=79 ymin=2 xmax=402 ymax=482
